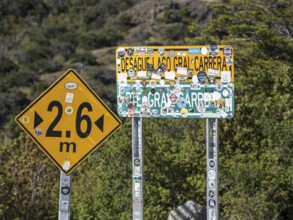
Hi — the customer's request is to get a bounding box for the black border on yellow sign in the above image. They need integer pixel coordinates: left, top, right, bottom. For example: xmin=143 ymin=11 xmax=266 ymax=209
xmin=15 ymin=69 xmax=122 ymax=174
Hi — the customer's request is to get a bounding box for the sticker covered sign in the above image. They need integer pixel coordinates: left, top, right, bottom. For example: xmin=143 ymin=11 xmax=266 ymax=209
xmin=116 ymin=46 xmax=234 ymax=118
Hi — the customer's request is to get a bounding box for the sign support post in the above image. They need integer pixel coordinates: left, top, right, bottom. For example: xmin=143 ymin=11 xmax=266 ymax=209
xmin=58 ymin=172 xmax=72 ymax=220
xmin=206 ymin=119 xmax=219 ymax=220
xmin=132 ymin=118 xmax=143 ymax=220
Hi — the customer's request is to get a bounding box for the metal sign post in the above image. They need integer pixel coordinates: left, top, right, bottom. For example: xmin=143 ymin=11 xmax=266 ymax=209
xmin=132 ymin=118 xmax=144 ymax=220
xmin=206 ymin=119 xmax=219 ymax=220
xmin=58 ymin=172 xmax=72 ymax=220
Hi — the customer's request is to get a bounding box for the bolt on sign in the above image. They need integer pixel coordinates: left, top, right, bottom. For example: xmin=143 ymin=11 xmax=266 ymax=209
xmin=116 ymin=46 xmax=234 ymax=118
xmin=15 ymin=69 xmax=122 ymax=174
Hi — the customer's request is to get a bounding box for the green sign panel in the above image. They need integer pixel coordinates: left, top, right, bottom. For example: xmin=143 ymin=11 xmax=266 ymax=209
xmin=116 ymin=46 xmax=234 ymax=118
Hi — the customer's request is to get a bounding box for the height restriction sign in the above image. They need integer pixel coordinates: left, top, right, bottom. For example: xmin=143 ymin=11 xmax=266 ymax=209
xmin=15 ymin=69 xmax=122 ymax=174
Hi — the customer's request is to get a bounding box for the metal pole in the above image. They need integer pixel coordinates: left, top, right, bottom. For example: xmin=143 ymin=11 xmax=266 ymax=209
xmin=206 ymin=119 xmax=219 ymax=220
xmin=132 ymin=117 xmax=143 ymax=220
xmin=58 ymin=172 xmax=72 ymax=220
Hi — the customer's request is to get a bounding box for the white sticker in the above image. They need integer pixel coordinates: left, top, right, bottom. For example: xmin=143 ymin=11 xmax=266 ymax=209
xmin=135 ymin=80 xmax=141 ymax=90
xmin=192 ymin=75 xmax=198 ymax=84
xmin=212 ymin=91 xmax=221 ymax=100
xmin=116 ymin=59 xmax=121 ymax=64
xmin=208 ymin=180 xmax=215 ymax=188
xmin=134 ymin=211 xmax=141 ymax=216
xmin=159 ymin=80 xmax=165 ymax=86
xmin=221 ymin=71 xmax=231 ymax=82
xmin=208 ymin=69 xmax=220 ymax=77
xmin=134 ymin=166 xmax=140 ymax=175
xmin=62 ymin=161 xmax=71 ymax=171
xmin=177 ymin=51 xmax=186 ymax=56
xmin=142 ymin=96 xmax=148 ymax=103
xmin=135 ymin=182 xmax=140 ymax=191
xmin=209 ymin=209 xmax=216 ymax=220
xmin=65 ymin=93 xmax=74 ymax=103
xmin=204 ymin=93 xmax=212 ymax=102
xmin=165 ymin=71 xmax=175 ymax=80
xmin=201 ymin=47 xmax=208 ymax=55
xmin=134 ymin=47 xmax=147 ymax=53
xmin=118 ymin=73 xmax=127 ymax=84
xmin=151 ymin=73 xmax=161 ymax=80
xmin=222 ymin=89 xmax=229 ymax=97
xmin=208 ymin=170 xmax=216 ymax=180
xmin=60 ymin=200 xmax=69 ymax=211
xmin=135 ymin=191 xmax=140 ymax=197
xmin=177 ymin=67 xmax=187 ymax=75
xmin=65 ymin=106 xmax=73 ymax=115
xmin=225 ymin=99 xmax=231 ymax=107
xmin=137 ymin=71 xmax=147 ymax=78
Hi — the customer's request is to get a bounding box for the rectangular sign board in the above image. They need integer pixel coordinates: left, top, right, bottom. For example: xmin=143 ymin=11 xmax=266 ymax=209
xmin=116 ymin=46 xmax=234 ymax=118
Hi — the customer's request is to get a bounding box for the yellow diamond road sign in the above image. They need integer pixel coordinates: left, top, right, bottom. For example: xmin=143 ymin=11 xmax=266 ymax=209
xmin=15 ymin=69 xmax=122 ymax=174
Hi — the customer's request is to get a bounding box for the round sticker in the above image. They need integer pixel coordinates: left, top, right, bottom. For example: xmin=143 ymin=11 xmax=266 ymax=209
xmin=208 ymin=170 xmax=216 ymax=180
xmin=208 ymin=180 xmax=215 ymax=188
xmin=188 ymin=69 xmax=194 ymax=76
xmin=209 ymin=45 xmax=219 ymax=56
xmin=168 ymin=50 xmax=175 ymax=58
xmin=116 ymin=59 xmax=121 ymax=65
xmin=22 ymin=116 xmax=29 ymax=124
xmin=158 ymin=48 xmax=165 ymax=56
xmin=197 ymin=71 xmax=207 ymax=84
xmin=134 ymin=158 xmax=141 ymax=166
xmin=209 ymin=190 xmax=215 ymax=198
xmin=201 ymin=47 xmax=208 ymax=55
xmin=215 ymin=82 xmax=223 ymax=91
xmin=161 ymin=107 xmax=168 ymax=115
xmin=208 ymin=76 xmax=216 ymax=84
xmin=180 ymin=108 xmax=188 ymax=117
xmin=149 ymin=80 xmax=156 ymax=88
xmin=127 ymin=48 xmax=134 ymax=56
xmin=169 ymin=92 xmax=178 ymax=104
xmin=61 ymin=186 xmax=71 ymax=195
xmin=223 ymin=46 xmax=232 ymax=57
xmin=128 ymin=69 xmax=136 ymax=77
xmin=117 ymin=48 xmax=126 ymax=58
xmin=177 ymin=96 xmax=186 ymax=109
xmin=63 ymin=176 xmax=69 ymax=184
xmin=65 ymin=106 xmax=73 ymax=115
xmin=209 ymin=199 xmax=216 ymax=208
xmin=34 ymin=128 xmax=43 ymax=136
xmin=209 ymin=160 xmax=216 ymax=168
xmin=222 ymin=88 xmax=229 ymax=98
xmin=120 ymin=86 xmax=125 ymax=94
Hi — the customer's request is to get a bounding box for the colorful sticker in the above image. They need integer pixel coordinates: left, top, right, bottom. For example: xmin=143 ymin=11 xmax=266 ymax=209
xmin=22 ymin=116 xmax=29 ymax=124
xmin=65 ymin=93 xmax=74 ymax=103
xmin=34 ymin=128 xmax=42 ymax=136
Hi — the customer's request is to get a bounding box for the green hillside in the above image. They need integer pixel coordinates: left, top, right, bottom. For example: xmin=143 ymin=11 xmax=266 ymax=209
xmin=0 ymin=0 xmax=292 ymax=219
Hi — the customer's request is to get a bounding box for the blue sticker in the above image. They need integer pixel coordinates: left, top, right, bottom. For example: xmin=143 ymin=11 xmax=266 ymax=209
xmin=177 ymin=96 xmax=186 ymax=109
xmin=188 ymin=48 xmax=201 ymax=54
xmin=197 ymin=71 xmax=207 ymax=84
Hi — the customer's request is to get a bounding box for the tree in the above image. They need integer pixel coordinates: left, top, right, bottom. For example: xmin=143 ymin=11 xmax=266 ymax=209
xmin=186 ymin=0 xmax=293 ymax=219
xmin=0 ymin=133 xmax=59 ymax=219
